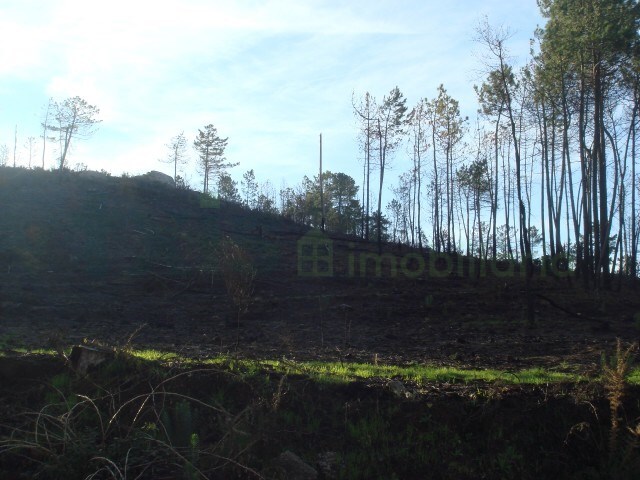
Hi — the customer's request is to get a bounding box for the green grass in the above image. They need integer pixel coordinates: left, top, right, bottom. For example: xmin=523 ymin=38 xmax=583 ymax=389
xmin=105 ymin=349 xmax=589 ymax=385
xmin=129 ymin=348 xmax=183 ymax=362
xmin=255 ymin=359 xmax=584 ymax=385
xmin=3 ymin=346 xmax=62 ymax=356
xmin=5 ymin=346 xmax=639 ymax=386
xmin=628 ymin=367 xmax=640 ymax=385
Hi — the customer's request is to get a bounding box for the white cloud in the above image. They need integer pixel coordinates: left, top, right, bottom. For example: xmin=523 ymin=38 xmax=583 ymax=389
xmin=0 ymin=0 xmax=545 ymax=186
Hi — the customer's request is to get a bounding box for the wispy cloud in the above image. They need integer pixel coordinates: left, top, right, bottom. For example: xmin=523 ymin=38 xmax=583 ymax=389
xmin=0 ymin=0 xmax=544 ymax=186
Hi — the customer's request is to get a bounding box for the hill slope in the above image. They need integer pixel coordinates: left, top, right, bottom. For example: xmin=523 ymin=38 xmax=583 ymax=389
xmin=0 ymin=167 xmax=637 ymax=369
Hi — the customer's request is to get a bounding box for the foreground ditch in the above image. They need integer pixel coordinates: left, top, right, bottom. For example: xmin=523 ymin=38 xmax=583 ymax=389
xmin=0 ymin=352 xmax=639 ymax=479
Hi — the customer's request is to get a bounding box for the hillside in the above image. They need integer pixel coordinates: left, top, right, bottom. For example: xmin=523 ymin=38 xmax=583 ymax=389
xmin=0 ymin=166 xmax=637 ymax=369
xmin=2 ymin=168 xmax=640 ymax=479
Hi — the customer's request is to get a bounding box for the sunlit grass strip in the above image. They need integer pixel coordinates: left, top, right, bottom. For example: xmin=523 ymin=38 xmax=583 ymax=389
xmin=5 ymin=347 xmax=639 ymax=386
xmin=18 ymin=349 xmax=593 ymax=384
xmin=141 ymin=353 xmax=630 ymax=385
xmin=256 ymin=360 xmax=584 ymax=385
xmin=129 ymin=349 xmax=183 ymax=362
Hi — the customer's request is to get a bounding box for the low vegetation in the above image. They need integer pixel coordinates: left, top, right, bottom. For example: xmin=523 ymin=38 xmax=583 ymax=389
xmin=1 ymin=341 xmax=639 ymax=479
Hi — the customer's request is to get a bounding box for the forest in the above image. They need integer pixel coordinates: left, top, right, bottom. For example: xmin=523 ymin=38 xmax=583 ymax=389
xmin=167 ymin=1 xmax=640 ymax=293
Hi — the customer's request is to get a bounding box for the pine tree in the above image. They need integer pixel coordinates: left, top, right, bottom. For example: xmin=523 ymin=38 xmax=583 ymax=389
xmin=241 ymin=169 xmax=259 ymax=209
xmin=374 ymin=86 xmax=407 ymax=252
xmin=218 ymin=173 xmax=241 ymax=203
xmin=193 ymin=124 xmax=237 ymax=194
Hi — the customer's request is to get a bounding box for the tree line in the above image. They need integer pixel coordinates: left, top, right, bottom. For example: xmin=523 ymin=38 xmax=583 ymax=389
xmin=161 ymin=126 xmax=373 ymax=239
xmin=5 ymin=0 xmax=638 ymax=292
xmin=0 ymin=96 xmax=101 ymax=171
xmin=164 ymin=0 xmax=640 ymax=293
xmin=347 ymin=0 xmax=640 ymax=291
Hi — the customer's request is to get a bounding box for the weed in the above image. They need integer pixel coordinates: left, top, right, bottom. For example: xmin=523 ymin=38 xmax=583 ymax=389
xmin=119 ymin=323 xmax=148 ymax=355
xmin=218 ymin=236 xmax=256 ymax=353
xmin=5 ymin=346 xmax=639 ymax=479
xmin=339 ymin=304 xmax=354 ymax=348
xmin=160 ymin=399 xmax=197 ymax=449
xmin=271 ymin=374 xmax=287 ymax=412
xmin=0 ymin=357 xmax=261 ymax=479
xmin=601 ymin=339 xmax=640 ymax=476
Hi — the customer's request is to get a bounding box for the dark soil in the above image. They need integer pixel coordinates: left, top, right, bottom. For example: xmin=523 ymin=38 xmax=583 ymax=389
xmin=1 ymin=167 xmax=640 ymax=479
xmin=0 ymin=168 xmax=637 ymax=369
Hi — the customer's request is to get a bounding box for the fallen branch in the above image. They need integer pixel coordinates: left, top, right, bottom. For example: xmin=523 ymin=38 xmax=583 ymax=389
xmin=536 ymin=293 xmax=609 ymax=329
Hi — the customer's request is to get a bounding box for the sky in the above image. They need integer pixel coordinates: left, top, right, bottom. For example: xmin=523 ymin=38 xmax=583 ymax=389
xmin=0 ymin=0 xmax=545 ymax=193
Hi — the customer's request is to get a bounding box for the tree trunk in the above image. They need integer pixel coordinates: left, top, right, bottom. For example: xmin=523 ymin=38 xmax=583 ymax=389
xmin=579 ymin=71 xmax=592 ymax=288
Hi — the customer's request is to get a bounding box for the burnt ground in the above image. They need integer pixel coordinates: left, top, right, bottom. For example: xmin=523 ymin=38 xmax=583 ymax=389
xmin=0 ymin=166 xmax=637 ymax=372
xmin=1 ymin=168 xmax=640 ymax=479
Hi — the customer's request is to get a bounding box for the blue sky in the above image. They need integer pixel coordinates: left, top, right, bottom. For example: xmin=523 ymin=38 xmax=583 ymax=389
xmin=0 ymin=0 xmax=544 ymax=192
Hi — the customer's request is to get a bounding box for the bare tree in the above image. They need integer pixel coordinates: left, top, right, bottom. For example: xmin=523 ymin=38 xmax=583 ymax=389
xmin=12 ymin=125 xmax=17 ymax=168
xmin=219 ymin=236 xmax=256 ymax=352
xmin=40 ymin=98 xmax=53 ymax=169
xmin=476 ymin=19 xmax=535 ymax=323
xmin=24 ymin=136 xmax=36 ymax=169
xmin=0 ymin=144 xmax=8 ymax=167
xmin=431 ymin=85 xmax=467 ymax=253
xmin=160 ymin=131 xmax=188 ymax=185
xmin=374 ymin=86 xmax=407 ymax=252
xmin=48 ymin=97 xmax=101 ymax=171
xmin=407 ymin=99 xmax=429 ymax=250
xmin=353 ymin=91 xmax=377 ymax=240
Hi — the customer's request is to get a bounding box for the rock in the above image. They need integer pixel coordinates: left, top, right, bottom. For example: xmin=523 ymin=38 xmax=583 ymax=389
xmin=69 ymin=345 xmax=115 ymax=375
xmin=272 ymin=450 xmax=318 ymax=480
xmin=136 ymin=170 xmax=174 ymax=187
xmin=388 ymin=379 xmax=412 ymax=399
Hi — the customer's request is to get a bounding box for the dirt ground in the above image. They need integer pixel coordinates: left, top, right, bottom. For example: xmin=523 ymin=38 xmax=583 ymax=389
xmin=1 ymin=248 xmax=638 ymax=375
xmin=0 ymin=167 xmax=638 ymax=372
xmin=2 ymin=169 xmax=640 ymax=479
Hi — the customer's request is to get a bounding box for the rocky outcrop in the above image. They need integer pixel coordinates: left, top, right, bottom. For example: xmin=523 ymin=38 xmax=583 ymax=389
xmin=135 ymin=170 xmax=174 ymax=187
